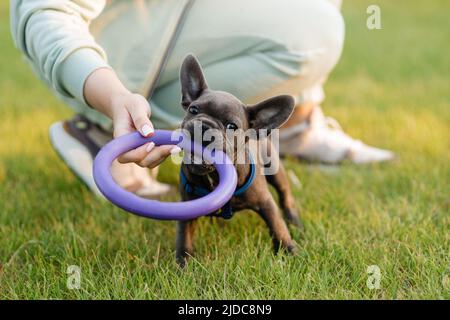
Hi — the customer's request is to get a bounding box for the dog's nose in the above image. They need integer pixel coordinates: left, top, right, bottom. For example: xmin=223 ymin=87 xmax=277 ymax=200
xmin=185 ymin=119 xmax=220 ymax=146
xmin=200 ymin=122 xmax=212 ymax=135
xmin=187 ymin=119 xmax=215 ymax=135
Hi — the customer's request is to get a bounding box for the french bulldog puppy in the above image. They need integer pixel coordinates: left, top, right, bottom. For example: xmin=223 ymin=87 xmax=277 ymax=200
xmin=176 ymin=54 xmax=302 ymax=266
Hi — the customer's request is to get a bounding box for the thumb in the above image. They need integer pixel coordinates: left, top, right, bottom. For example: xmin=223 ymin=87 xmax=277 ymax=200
xmin=128 ymin=95 xmax=154 ymax=137
xmin=112 ymin=106 xmax=132 ymax=138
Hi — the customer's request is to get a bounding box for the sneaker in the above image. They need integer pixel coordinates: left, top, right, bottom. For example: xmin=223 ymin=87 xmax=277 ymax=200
xmin=279 ymin=106 xmax=394 ymax=164
xmin=49 ymin=115 xmax=173 ymax=198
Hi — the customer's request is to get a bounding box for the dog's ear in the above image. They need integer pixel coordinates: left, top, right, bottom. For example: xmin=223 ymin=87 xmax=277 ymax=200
xmin=246 ymin=95 xmax=295 ymax=134
xmin=180 ymin=54 xmax=208 ymax=108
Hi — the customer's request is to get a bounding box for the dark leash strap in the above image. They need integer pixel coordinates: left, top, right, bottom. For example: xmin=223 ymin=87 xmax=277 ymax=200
xmin=179 ymin=154 xmax=256 ymax=220
xmin=146 ymin=0 xmax=195 ymax=100
xmin=145 ymin=0 xmax=254 ymax=220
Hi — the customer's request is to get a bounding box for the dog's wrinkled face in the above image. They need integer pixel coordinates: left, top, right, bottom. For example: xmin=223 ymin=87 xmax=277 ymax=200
xmin=179 ymin=54 xmax=295 ymax=176
xmin=181 ymin=90 xmax=248 ymax=175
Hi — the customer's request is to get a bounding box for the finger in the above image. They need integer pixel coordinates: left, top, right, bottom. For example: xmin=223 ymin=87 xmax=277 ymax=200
xmin=112 ymin=108 xmax=133 ymax=138
xmin=128 ymin=97 xmax=154 ymax=137
xmin=118 ymin=142 xmax=155 ymax=164
xmin=138 ymin=145 xmax=182 ymax=169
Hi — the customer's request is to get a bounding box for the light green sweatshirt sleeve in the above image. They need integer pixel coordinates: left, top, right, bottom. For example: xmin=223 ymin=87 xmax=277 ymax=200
xmin=10 ymin=0 xmax=110 ymax=105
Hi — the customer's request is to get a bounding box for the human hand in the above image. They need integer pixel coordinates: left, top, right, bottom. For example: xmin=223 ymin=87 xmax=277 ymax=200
xmin=84 ymin=68 xmax=181 ymax=168
xmin=110 ymin=92 xmax=181 ymax=168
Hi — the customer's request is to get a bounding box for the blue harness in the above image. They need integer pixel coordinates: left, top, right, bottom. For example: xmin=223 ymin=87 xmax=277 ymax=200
xmin=179 ymin=154 xmax=256 ymax=219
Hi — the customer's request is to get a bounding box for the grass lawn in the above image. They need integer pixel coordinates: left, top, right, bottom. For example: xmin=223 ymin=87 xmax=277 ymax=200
xmin=0 ymin=0 xmax=449 ymax=299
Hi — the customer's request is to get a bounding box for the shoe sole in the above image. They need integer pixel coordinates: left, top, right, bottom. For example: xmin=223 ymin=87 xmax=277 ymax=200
xmin=49 ymin=122 xmax=105 ymax=199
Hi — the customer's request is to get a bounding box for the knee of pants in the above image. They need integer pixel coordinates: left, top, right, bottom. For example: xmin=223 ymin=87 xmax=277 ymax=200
xmin=258 ymin=0 xmax=345 ymax=73
xmin=157 ymin=0 xmax=345 ymax=108
xmin=187 ymin=0 xmax=344 ymax=71
xmin=263 ymin=0 xmax=345 ymax=52
xmin=249 ymin=0 xmax=345 ymax=103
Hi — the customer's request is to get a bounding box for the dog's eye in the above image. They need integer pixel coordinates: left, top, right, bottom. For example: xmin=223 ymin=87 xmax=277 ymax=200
xmin=188 ymin=105 xmax=199 ymax=115
xmin=226 ymin=123 xmax=238 ymax=131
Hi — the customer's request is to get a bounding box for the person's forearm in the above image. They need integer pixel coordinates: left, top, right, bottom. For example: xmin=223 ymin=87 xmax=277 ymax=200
xmin=10 ymin=0 xmax=108 ymax=104
xmin=84 ymin=67 xmax=130 ymax=119
xmin=84 ymin=67 xmax=154 ymax=139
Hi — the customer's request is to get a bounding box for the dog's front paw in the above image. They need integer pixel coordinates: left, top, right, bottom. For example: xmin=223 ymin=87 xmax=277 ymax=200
xmin=273 ymin=240 xmax=299 ymax=256
xmin=176 ymin=250 xmax=193 ymax=268
xmin=286 ymin=242 xmax=299 ymax=255
xmin=283 ymin=208 xmax=304 ymax=230
xmin=176 ymin=256 xmax=188 ymax=268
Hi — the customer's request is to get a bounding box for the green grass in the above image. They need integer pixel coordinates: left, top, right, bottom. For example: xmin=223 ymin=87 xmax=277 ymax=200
xmin=0 ymin=0 xmax=449 ymax=299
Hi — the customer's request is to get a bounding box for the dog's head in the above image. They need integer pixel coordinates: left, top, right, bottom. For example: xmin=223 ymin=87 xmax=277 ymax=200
xmin=179 ymin=54 xmax=295 ymax=175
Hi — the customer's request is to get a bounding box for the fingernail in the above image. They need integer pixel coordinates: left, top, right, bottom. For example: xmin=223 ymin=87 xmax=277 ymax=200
xmin=141 ymin=124 xmax=154 ymax=137
xmin=170 ymin=146 xmax=182 ymax=155
xmin=146 ymin=142 xmax=155 ymax=152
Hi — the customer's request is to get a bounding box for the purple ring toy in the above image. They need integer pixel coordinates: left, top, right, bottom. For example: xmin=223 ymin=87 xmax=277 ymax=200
xmin=93 ymin=130 xmax=237 ymax=221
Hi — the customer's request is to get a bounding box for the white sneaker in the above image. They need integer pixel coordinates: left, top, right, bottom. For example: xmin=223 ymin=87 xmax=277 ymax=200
xmin=49 ymin=117 xmax=173 ymax=198
xmin=279 ymin=106 xmax=395 ymax=164
xmin=109 ymin=159 xmax=173 ymax=197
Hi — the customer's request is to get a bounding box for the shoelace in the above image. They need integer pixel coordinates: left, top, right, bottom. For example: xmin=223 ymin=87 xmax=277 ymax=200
xmin=324 ymin=116 xmax=364 ymax=148
xmin=279 ymin=114 xmax=363 ymax=150
xmin=324 ymin=116 xmax=342 ymax=131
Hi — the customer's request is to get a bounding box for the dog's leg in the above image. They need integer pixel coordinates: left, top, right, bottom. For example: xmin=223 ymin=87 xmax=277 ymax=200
xmin=176 ymin=219 xmax=197 ymax=267
xmin=262 ymin=139 xmax=302 ymax=228
xmin=257 ymin=196 xmax=297 ymax=254
xmin=266 ymin=164 xmax=302 ymax=228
